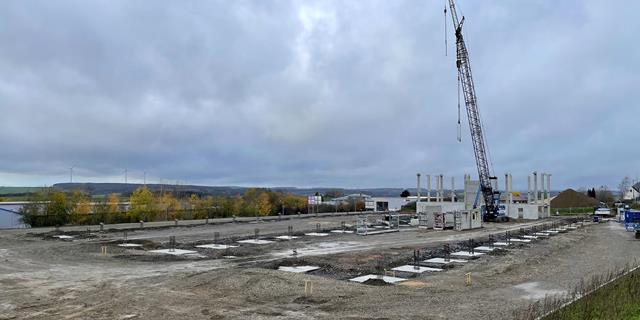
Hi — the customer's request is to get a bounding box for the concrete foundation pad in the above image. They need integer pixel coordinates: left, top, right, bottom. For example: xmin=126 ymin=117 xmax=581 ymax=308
xmin=195 ymin=244 xmax=239 ymax=249
xmin=392 ymin=265 xmax=443 ymax=273
xmin=305 ymin=232 xmax=330 ymax=237
xmin=53 ymin=235 xmax=74 ymax=239
xmin=278 ymin=266 xmax=320 ymax=273
xmin=451 ymin=251 xmax=485 ymax=258
xmin=237 ymin=239 xmax=274 ymax=245
xmin=118 ymin=243 xmax=143 ymax=247
xmin=149 ymin=249 xmax=197 ymax=256
xmin=474 ymin=246 xmax=496 ymax=252
xmin=544 ymin=230 xmax=559 ymax=235
xmin=566 ymin=226 xmax=578 ymax=230
xmin=424 ymin=257 xmax=468 ymax=264
xmin=510 ymin=238 xmax=532 ymax=243
xmin=349 ymin=274 xmax=407 ymax=284
xmin=275 ymin=235 xmax=299 ymax=240
xmin=330 ymin=230 xmax=354 ymax=234
xmin=522 ymin=235 xmax=539 ymax=240
xmin=533 ymin=232 xmax=549 ymax=237
xmin=493 ymin=242 xmax=510 ymax=247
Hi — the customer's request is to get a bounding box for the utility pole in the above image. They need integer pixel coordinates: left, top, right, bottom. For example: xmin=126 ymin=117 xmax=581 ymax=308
xmin=124 ymin=168 xmax=128 ymax=184
xmin=69 ymin=167 xmax=74 ymax=183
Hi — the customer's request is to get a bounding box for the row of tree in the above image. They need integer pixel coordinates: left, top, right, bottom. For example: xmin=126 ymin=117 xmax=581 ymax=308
xmin=20 ymin=187 xmax=311 ymax=227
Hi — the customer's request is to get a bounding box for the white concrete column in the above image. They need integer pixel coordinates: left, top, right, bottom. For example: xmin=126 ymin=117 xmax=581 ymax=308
xmin=508 ymin=174 xmax=513 ymax=205
xmin=440 ymin=175 xmax=444 ymax=202
xmin=451 ymin=176 xmax=455 ymax=203
xmin=547 ymin=173 xmax=552 ymax=215
xmin=527 ymin=175 xmax=532 ymax=203
xmin=427 ymin=175 xmax=431 ymax=203
xmin=540 ymin=173 xmax=544 ymax=201
xmin=533 ymin=171 xmax=538 ymax=205
xmin=416 ymin=173 xmax=421 ymax=205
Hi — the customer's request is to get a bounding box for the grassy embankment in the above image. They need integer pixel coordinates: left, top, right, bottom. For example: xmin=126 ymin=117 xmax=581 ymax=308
xmin=542 ymin=266 xmax=640 ymax=319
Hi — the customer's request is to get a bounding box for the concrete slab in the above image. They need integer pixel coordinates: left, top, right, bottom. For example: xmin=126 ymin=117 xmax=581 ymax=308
xmin=522 ymin=235 xmax=539 ymax=240
xmin=533 ymin=232 xmax=549 ymax=237
xmin=474 ymin=246 xmax=496 ymax=252
xmin=275 ymin=235 xmax=299 ymax=240
xmin=423 ymin=257 xmax=468 ymax=264
xmin=195 ymin=244 xmax=239 ymax=249
xmin=391 ymin=265 xmax=443 ymax=273
xmin=237 ymin=239 xmax=274 ymax=245
xmin=349 ymin=274 xmax=407 ymax=284
xmin=545 ymin=230 xmax=559 ymax=235
xmin=510 ymin=238 xmax=532 ymax=243
xmin=305 ymin=232 xmax=330 ymax=237
xmin=330 ymin=230 xmax=354 ymax=234
xmin=451 ymin=251 xmax=485 ymax=258
xmin=278 ymin=266 xmax=320 ymax=273
xmin=117 ymin=243 xmax=143 ymax=247
xmin=493 ymin=242 xmax=510 ymax=247
xmin=149 ymin=249 xmax=197 ymax=256
xmin=566 ymin=226 xmax=578 ymax=230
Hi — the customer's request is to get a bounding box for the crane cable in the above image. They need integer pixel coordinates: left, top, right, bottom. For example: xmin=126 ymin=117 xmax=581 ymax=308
xmin=444 ymin=5 xmax=448 ymax=57
xmin=457 ymin=74 xmax=462 ymax=142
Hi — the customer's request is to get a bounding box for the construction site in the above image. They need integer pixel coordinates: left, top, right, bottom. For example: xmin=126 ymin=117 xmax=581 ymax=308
xmin=2 ymin=0 xmax=639 ymax=319
xmin=1 ymin=211 xmax=639 ymax=319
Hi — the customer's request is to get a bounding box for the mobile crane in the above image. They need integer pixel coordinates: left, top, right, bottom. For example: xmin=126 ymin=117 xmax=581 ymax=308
xmin=447 ymin=0 xmax=504 ymax=221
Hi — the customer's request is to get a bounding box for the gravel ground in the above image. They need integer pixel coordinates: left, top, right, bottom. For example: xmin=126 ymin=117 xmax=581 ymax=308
xmin=1 ymin=218 xmax=638 ymax=320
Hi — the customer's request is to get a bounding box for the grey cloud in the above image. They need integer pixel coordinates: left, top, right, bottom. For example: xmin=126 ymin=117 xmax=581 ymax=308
xmin=0 ymin=0 xmax=639 ymax=190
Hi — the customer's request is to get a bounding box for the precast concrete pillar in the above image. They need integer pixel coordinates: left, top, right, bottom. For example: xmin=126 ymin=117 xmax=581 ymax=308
xmin=417 ymin=173 xmax=421 ymax=205
xmin=427 ymin=174 xmax=431 ymax=203
xmin=533 ymin=171 xmax=538 ymax=205
xmin=440 ymin=174 xmax=444 ymax=202
xmin=547 ymin=174 xmax=552 ymax=215
xmin=528 ymin=175 xmax=532 ymax=203
xmin=451 ymin=177 xmax=455 ymax=203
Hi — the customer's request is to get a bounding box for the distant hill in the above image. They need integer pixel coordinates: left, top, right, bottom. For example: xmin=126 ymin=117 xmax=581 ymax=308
xmin=51 ymin=183 xmax=415 ymax=197
xmin=0 ymin=187 xmax=44 ymax=196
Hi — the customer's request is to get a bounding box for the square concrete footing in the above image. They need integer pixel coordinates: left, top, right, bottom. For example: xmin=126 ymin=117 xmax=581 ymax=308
xmin=451 ymin=251 xmax=485 ymax=258
xmin=275 ymin=236 xmax=299 ymax=240
xmin=118 ymin=243 xmax=143 ymax=248
xmin=349 ymin=275 xmax=407 ymax=284
xmin=423 ymin=257 xmax=468 ymax=265
xmin=509 ymin=238 xmax=532 ymax=243
xmin=195 ymin=244 xmax=238 ymax=249
xmin=391 ymin=265 xmax=443 ymax=273
xmin=305 ymin=232 xmax=329 ymax=237
xmin=237 ymin=239 xmax=274 ymax=245
xmin=278 ymin=266 xmax=320 ymax=273
xmin=330 ymin=230 xmax=354 ymax=234
xmin=149 ymin=249 xmax=197 ymax=256
xmin=474 ymin=246 xmax=496 ymax=252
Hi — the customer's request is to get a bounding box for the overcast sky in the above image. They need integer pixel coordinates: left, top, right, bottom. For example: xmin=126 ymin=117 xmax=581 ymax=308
xmin=0 ymin=0 xmax=638 ymax=190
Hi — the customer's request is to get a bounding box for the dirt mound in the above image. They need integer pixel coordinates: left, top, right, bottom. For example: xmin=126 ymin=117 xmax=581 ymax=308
xmin=551 ymin=189 xmax=599 ymax=208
